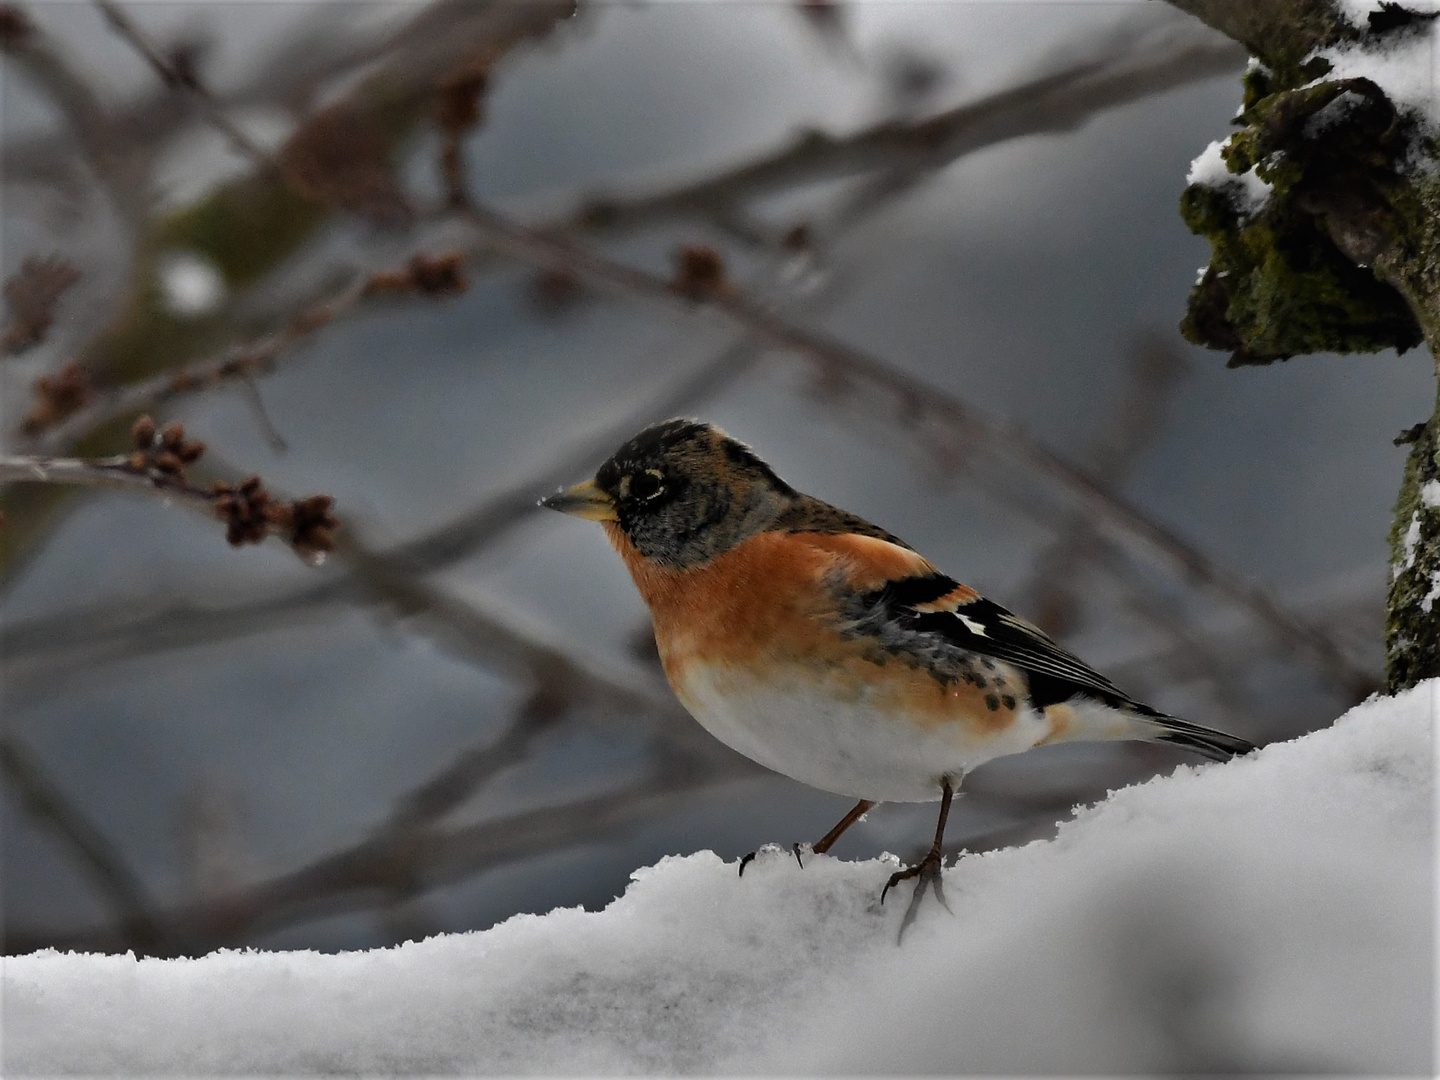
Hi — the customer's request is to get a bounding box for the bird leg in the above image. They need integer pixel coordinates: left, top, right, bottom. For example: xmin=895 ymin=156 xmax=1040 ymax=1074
xmin=738 ymin=798 xmax=877 ymax=877
xmin=881 ymin=776 xmax=957 ymax=942
xmin=812 ymin=798 xmax=876 ymax=854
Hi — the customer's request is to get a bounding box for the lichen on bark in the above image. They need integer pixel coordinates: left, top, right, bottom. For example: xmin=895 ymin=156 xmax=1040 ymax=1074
xmin=1179 ymin=70 xmax=1424 ymax=365
xmin=1387 ymin=402 xmax=1440 ymax=691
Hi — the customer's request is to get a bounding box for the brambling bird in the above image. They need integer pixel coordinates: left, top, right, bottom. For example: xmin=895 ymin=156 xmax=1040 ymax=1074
xmin=541 ymin=419 xmax=1255 ymax=936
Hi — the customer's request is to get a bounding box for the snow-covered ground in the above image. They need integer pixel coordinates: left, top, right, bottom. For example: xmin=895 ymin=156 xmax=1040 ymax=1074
xmin=4 ymin=684 xmax=1434 ymax=1075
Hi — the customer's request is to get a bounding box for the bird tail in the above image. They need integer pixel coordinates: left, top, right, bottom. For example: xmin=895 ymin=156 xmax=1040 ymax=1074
xmin=1136 ymin=711 xmax=1257 ymax=762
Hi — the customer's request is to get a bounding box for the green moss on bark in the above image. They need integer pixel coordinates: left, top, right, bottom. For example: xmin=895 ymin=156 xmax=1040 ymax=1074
xmin=1180 ymin=76 xmax=1424 ymax=364
xmin=1386 ymin=393 xmax=1440 ymax=691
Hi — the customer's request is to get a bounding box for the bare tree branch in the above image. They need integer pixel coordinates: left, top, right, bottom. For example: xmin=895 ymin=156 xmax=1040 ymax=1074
xmin=22 ymin=251 xmax=468 ymax=456
xmin=0 ymin=445 xmax=337 ymax=562
xmin=0 ymin=2 xmax=149 ymax=228
xmin=92 ymin=0 xmax=279 ymax=172
xmin=2 ymin=753 xmax=757 ymax=956
xmin=0 ymin=732 xmax=166 ymax=949
xmin=1020 ymin=332 xmax=1191 ymax=637
xmin=561 ymin=27 xmax=1244 ymax=238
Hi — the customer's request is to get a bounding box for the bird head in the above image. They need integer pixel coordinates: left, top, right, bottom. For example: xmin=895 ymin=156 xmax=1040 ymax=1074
xmin=540 ymin=419 xmax=797 ymax=566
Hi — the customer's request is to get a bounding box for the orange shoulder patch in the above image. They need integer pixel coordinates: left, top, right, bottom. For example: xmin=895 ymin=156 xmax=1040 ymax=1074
xmin=911 ymin=583 xmax=980 ymax=612
xmin=795 ymin=532 xmax=936 ymax=591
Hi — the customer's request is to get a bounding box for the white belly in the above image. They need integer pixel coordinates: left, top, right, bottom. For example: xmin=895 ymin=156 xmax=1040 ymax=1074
xmin=673 ymin=663 xmax=1050 ymax=802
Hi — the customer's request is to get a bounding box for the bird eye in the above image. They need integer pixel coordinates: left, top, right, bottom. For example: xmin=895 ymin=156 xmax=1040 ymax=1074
xmin=630 ymin=470 xmax=665 ymax=501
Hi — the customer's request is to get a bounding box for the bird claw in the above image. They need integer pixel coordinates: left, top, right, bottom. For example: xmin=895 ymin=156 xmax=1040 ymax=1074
xmin=737 ymin=842 xmax=807 ymax=877
xmin=881 ymin=848 xmax=950 ymax=943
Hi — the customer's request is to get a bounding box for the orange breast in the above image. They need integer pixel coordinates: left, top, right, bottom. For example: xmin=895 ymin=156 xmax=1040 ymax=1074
xmin=603 ymin=525 xmax=1022 ymax=738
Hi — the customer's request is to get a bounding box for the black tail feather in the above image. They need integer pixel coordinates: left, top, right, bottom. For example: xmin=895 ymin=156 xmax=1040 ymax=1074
xmin=1146 ymin=714 xmax=1257 ymax=762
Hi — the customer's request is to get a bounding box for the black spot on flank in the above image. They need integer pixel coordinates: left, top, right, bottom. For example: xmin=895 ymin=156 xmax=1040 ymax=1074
xmin=1024 ymin=670 xmax=1081 ymax=710
xmin=974 ymin=676 xmax=987 ymax=689
xmin=1001 ymin=694 xmax=1016 ymax=710
xmin=985 ymin=693 xmax=1000 ymax=711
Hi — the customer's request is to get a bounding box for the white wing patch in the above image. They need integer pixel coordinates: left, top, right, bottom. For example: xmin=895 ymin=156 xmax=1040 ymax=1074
xmin=957 ymin=613 xmax=989 ymax=637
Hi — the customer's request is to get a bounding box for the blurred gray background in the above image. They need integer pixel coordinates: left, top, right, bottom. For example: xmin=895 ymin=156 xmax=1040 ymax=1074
xmin=1 ymin=0 xmax=1429 ymax=955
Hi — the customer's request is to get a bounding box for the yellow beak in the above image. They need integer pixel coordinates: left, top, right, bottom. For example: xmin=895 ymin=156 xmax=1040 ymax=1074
xmin=539 ymin=478 xmax=618 ymax=521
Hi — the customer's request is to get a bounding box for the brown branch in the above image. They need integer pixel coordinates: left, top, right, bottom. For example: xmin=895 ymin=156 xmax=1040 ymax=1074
xmin=0 ymin=732 xmax=167 ymax=950
xmin=0 ymin=430 xmax=337 ymax=562
xmin=0 ymin=329 xmax=770 ymax=695
xmin=22 ymin=251 xmax=469 ymax=456
xmin=385 ymin=694 xmax=571 ymax=833
xmin=92 ymin=0 xmax=279 ymax=172
xmin=0 ymin=2 xmax=149 ymax=228
xmin=1162 ymin=0 xmax=1352 ymax=74
xmin=1 ymin=5 xmax=410 ymax=192
xmin=3 ymin=754 xmax=758 ymax=955
xmin=1021 ymin=332 xmax=1191 ymax=637
xmin=563 ymin=26 xmax=1244 ymax=237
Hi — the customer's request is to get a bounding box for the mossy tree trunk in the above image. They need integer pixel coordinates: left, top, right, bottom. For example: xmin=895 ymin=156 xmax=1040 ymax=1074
xmin=1166 ymin=0 xmax=1440 ymax=693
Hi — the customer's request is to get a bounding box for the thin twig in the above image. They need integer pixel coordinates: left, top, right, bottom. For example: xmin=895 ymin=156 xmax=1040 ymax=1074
xmin=92 ymin=0 xmax=280 ymax=172
xmin=0 ymin=451 xmax=335 ymax=562
xmin=0 ymin=732 xmax=167 ymax=949
xmin=560 ymin=29 xmax=1244 ymax=237
xmin=1021 ymin=332 xmax=1191 ymax=636
xmin=24 ymin=252 xmax=466 ymax=456
xmin=0 ymin=3 xmax=149 ymax=229
xmin=3 ymin=754 xmax=757 ymax=955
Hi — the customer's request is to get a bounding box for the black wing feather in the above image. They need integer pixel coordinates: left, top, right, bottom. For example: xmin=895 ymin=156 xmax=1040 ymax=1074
xmin=849 ymin=574 xmax=1136 ymax=709
xmin=911 ymin=596 xmax=1132 ymax=707
xmin=841 ymin=571 xmax=1257 ymax=759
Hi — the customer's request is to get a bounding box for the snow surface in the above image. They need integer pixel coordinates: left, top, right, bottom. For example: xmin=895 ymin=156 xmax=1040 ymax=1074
xmin=4 ymin=685 xmax=1435 ymax=1075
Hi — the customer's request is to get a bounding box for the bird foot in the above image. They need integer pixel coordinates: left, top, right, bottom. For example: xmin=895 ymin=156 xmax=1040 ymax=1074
xmin=880 ymin=847 xmax=950 ymax=942
xmin=737 ymin=842 xmax=807 ymax=877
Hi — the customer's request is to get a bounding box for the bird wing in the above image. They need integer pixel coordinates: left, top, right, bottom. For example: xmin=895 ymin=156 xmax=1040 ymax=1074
xmin=841 ymin=565 xmax=1133 ymax=708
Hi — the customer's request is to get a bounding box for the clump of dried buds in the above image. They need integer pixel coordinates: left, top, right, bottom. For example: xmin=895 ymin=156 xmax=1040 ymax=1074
xmin=128 ymin=415 xmax=206 ymax=479
xmin=123 ymin=415 xmax=337 ymax=556
xmin=268 ymin=493 xmax=339 ymax=556
xmin=212 ymin=477 xmax=338 ymax=556
xmin=670 ymin=244 xmax=731 ymax=301
xmin=211 ymin=476 xmax=273 ymax=547
xmin=280 ymin=106 xmax=412 ymax=226
xmin=22 ymin=361 xmax=94 ymax=434
xmin=364 ymin=252 xmax=469 ymax=298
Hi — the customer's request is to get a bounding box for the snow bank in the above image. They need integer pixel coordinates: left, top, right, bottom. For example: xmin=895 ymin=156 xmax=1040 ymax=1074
xmin=5 ymin=686 xmax=1434 ymax=1075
